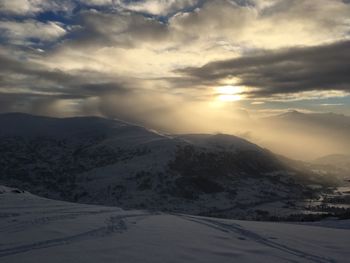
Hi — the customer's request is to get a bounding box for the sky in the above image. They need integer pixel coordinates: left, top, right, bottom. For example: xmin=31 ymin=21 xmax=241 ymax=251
xmin=0 ymin=0 xmax=350 ymax=134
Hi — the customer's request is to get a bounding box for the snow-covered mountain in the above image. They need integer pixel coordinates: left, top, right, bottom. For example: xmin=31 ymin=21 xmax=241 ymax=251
xmin=256 ymin=110 xmax=350 ymax=160
xmin=272 ymin=111 xmax=350 ymax=129
xmin=0 ymin=186 xmax=349 ymax=263
xmin=314 ymin=154 xmax=350 ymax=168
xmin=269 ymin=111 xmax=350 ymax=152
xmin=312 ymin=154 xmax=350 ymax=181
xmin=0 ymin=113 xmax=331 ymax=219
xmin=271 ymin=111 xmax=350 ymax=148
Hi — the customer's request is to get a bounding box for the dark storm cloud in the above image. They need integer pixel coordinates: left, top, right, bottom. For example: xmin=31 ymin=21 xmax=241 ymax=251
xmin=0 ymin=53 xmax=74 ymax=85
xmin=178 ymin=40 xmax=350 ymax=97
xmin=0 ymin=52 xmax=122 ymax=90
xmin=0 ymin=52 xmax=129 ymax=113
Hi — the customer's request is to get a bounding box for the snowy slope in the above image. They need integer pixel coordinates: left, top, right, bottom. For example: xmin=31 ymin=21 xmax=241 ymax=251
xmin=0 ymin=186 xmax=349 ymax=263
xmin=177 ymin=133 xmax=261 ymax=152
xmin=0 ymin=112 xmax=169 ymax=146
xmin=0 ymin=113 xmax=330 ymax=219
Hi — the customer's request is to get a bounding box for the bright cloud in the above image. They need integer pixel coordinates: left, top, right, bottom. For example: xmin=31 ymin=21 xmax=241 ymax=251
xmin=0 ymin=20 xmax=67 ymax=44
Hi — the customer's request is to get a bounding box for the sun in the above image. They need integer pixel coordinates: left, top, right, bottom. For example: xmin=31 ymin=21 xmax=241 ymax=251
xmin=215 ymin=85 xmax=243 ymax=102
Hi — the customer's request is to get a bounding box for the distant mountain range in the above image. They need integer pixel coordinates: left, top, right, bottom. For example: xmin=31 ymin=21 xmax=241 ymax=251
xmin=312 ymin=154 xmax=350 ymax=181
xmin=0 ymin=112 xmax=339 ymax=219
xmin=258 ymin=110 xmax=350 ymax=160
xmin=271 ymin=110 xmax=350 ymax=132
xmin=314 ymin=154 xmax=350 ymax=166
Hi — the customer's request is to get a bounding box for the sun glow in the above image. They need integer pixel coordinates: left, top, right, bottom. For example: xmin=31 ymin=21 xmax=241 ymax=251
xmin=215 ymin=85 xmax=243 ymax=102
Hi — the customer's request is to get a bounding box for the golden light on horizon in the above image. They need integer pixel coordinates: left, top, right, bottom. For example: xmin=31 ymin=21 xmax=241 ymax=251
xmin=215 ymin=85 xmax=244 ymax=102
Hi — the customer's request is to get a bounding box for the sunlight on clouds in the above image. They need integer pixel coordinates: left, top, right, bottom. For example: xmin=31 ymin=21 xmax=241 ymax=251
xmin=116 ymin=0 xmax=200 ymax=16
xmin=215 ymin=85 xmax=244 ymax=102
xmin=0 ymin=0 xmax=350 ymax=147
xmin=264 ymin=90 xmax=350 ymax=102
xmin=251 ymin=101 xmax=265 ymax=105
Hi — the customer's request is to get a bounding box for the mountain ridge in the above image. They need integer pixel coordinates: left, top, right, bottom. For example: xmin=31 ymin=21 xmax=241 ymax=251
xmin=0 ymin=112 xmax=333 ymax=219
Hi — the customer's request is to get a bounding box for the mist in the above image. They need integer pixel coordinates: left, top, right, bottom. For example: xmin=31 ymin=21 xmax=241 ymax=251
xmin=72 ymin=90 xmax=350 ymax=161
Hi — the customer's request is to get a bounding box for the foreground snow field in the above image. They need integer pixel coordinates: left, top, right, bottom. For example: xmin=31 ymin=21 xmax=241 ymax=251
xmin=1 ymin=186 xmax=349 ymax=263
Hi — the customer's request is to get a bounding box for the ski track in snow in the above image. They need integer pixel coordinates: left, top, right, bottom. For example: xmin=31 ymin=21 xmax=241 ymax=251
xmin=0 ymin=209 xmax=122 ymax=233
xmin=178 ymin=215 xmax=336 ymax=263
xmin=0 ymin=207 xmax=149 ymax=258
xmin=0 ymin=190 xmax=349 ymax=262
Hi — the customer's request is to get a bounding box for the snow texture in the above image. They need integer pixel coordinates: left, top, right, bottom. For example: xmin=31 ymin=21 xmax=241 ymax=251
xmin=0 ymin=186 xmax=349 ymax=263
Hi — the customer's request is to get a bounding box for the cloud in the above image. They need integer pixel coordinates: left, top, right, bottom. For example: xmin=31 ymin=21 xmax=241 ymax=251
xmin=81 ymin=0 xmax=114 ymax=6
xmin=70 ymin=9 xmax=169 ymax=48
xmin=170 ymin=0 xmax=350 ymax=49
xmin=0 ymin=0 xmax=36 ymax=15
xmin=0 ymin=19 xmax=67 ymax=45
xmin=178 ymin=40 xmax=350 ymax=98
xmin=321 ymin=103 xmax=344 ymax=106
xmin=43 ymin=0 xmax=350 ymax=53
xmin=0 ymin=0 xmax=75 ymax=16
xmin=0 ymin=48 xmax=130 ymax=116
xmin=0 ymin=0 xmax=350 ymax=128
xmin=116 ymin=0 xmax=201 ymax=16
xmin=42 ymin=0 xmax=350 ymax=84
xmin=0 ymin=0 xmax=201 ymax=17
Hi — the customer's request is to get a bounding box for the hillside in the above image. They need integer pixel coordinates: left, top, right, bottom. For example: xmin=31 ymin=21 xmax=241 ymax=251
xmin=0 ymin=186 xmax=349 ymax=263
xmin=0 ymin=113 xmax=332 ymax=219
xmin=262 ymin=111 xmax=350 ymax=159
